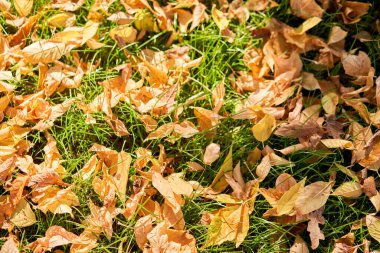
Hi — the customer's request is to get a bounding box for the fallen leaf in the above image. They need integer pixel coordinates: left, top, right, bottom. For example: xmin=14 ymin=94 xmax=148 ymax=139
xmin=290 ymin=235 xmax=309 ymax=253
xmin=10 ymin=198 xmax=36 ymax=227
xmin=203 ymin=143 xmax=220 ymax=165
xmin=320 ymin=139 xmax=354 ymax=150
xmin=276 ymin=178 xmax=306 ymax=216
xmin=22 ymin=40 xmax=66 ymax=64
xmin=47 ymin=12 xmax=76 ymax=28
xmin=295 ymin=181 xmax=333 ymax=215
xmin=26 ymin=226 xmax=78 ymax=253
xmin=290 ymin=0 xmax=323 ymax=19
xmin=14 ymin=0 xmax=33 ymax=17
xmin=210 ymin=146 xmax=233 ymax=192
xmin=251 ymin=113 xmax=276 ymax=142
xmin=332 ymin=182 xmax=362 ymax=198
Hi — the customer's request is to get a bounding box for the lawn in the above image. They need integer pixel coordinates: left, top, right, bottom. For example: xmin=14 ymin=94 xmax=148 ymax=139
xmin=0 ymin=0 xmax=380 ymax=252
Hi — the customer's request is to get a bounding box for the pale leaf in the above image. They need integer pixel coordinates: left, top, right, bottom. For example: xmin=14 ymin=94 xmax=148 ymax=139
xmin=14 ymin=0 xmax=33 ymax=17
xmin=295 ymin=181 xmax=333 ymax=215
xmin=332 ymin=182 xmax=362 ymax=198
xmin=22 ymin=40 xmax=66 ymax=64
xmin=10 ymin=198 xmax=36 ymax=227
xmin=320 ymin=139 xmax=354 ymax=150
xmin=203 ymin=143 xmax=220 ymax=165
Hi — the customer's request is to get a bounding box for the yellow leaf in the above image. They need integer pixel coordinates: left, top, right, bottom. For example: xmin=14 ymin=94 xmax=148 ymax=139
xmin=332 ymin=182 xmax=362 ymax=198
xmin=334 ymin=163 xmax=359 ymax=182
xmin=276 ymin=178 xmax=306 ymax=216
xmin=134 ymin=9 xmax=159 ymax=32
xmin=320 ymin=139 xmax=354 ymax=150
xmin=321 ymin=91 xmax=339 ymax=115
xmin=210 ymin=146 xmax=233 ymax=192
xmin=10 ymin=198 xmax=36 ymax=227
xmin=367 ymin=215 xmax=380 ymax=243
xmin=211 ymin=5 xmax=229 ymax=31
xmin=47 ymin=12 xmax=76 ymax=28
xmin=14 ymin=0 xmax=33 ymax=17
xmin=203 ymin=204 xmax=249 ymax=248
xmin=113 ymin=151 xmax=131 ymax=201
xmin=110 ymin=25 xmax=137 ymax=44
xmin=251 ymin=113 xmax=276 ymax=142
xmin=295 ymin=17 xmax=322 ymax=34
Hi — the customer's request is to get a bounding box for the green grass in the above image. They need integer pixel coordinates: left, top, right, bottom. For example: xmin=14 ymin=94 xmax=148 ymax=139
xmin=1 ymin=0 xmax=380 ymax=252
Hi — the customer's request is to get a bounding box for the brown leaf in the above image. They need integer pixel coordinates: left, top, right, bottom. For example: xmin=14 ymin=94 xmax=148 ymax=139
xmin=341 ymin=1 xmax=370 ymax=24
xmin=212 ymin=81 xmax=225 ymax=113
xmin=203 ymin=143 xmax=220 ymax=165
xmin=290 ymin=235 xmax=310 ymax=253
xmin=290 ymin=0 xmax=323 ymax=20
xmin=32 ymin=186 xmax=80 ymax=215
xmin=276 ymin=173 xmax=297 ymax=193
xmin=328 ymin=26 xmax=347 ymax=45
xmin=26 ymin=226 xmax=78 ymax=253
xmin=113 ymin=151 xmax=131 ymax=201
xmin=145 ymin=221 xmax=197 ymax=252
xmin=342 ymin=51 xmax=371 ymax=77
xmin=187 ymin=161 xmax=205 ymax=172
xmin=152 ymin=172 xmax=181 ymax=213
xmin=256 ymin=155 xmax=271 ymax=182
xmin=194 ymin=107 xmax=222 ymax=132
xmin=295 ymin=181 xmax=333 ymax=215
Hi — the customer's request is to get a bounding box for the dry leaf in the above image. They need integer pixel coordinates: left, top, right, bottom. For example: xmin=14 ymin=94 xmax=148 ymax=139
xmin=0 ymin=235 xmax=19 ymax=253
xmin=26 ymin=226 xmax=78 ymax=253
xmin=256 ymin=155 xmax=271 ymax=182
xmin=367 ymin=215 xmax=380 ymax=243
xmin=290 ymin=0 xmax=323 ymax=20
xmin=290 ymin=235 xmax=310 ymax=253
xmin=320 ymin=139 xmax=354 ymax=150
xmin=14 ymin=0 xmax=33 ymax=17
xmin=251 ymin=113 xmax=276 ymax=142
xmin=276 ymin=178 xmax=306 ymax=216
xmin=10 ymin=198 xmax=36 ymax=227
xmin=203 ymin=143 xmax=220 ymax=165
xmin=22 ymin=40 xmax=66 ymax=64
xmin=47 ymin=12 xmax=76 ymax=28
xmin=203 ymin=204 xmax=249 ymax=248
xmin=332 ymin=182 xmax=362 ymax=198
xmin=210 ymin=146 xmax=233 ymax=192
xmin=295 ymin=181 xmax=333 ymax=215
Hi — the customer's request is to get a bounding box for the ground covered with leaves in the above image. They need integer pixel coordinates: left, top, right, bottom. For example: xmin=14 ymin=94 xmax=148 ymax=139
xmin=0 ymin=0 xmax=380 ymax=252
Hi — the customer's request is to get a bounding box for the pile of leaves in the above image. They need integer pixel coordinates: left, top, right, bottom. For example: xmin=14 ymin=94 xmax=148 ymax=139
xmin=0 ymin=0 xmax=379 ymax=252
